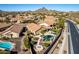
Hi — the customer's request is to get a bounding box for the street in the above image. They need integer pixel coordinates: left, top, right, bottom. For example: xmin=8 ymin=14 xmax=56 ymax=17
xmin=67 ymin=20 xmax=79 ymax=54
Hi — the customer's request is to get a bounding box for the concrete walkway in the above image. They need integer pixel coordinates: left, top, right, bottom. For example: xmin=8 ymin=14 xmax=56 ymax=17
xmin=58 ymin=22 xmax=68 ymax=54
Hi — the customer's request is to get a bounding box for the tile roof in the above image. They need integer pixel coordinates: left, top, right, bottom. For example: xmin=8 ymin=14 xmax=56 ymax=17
xmin=27 ymin=23 xmax=41 ymax=33
xmin=10 ymin=24 xmax=26 ymax=33
xmin=0 ymin=23 xmax=11 ymax=28
xmin=44 ymin=16 xmax=56 ymax=26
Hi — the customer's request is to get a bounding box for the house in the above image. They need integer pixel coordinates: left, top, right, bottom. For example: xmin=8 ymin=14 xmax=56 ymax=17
xmin=26 ymin=23 xmax=41 ymax=34
xmin=16 ymin=14 xmax=33 ymax=23
xmin=10 ymin=18 xmax=17 ymax=22
xmin=0 ymin=23 xmax=12 ymax=32
xmin=40 ymin=16 xmax=55 ymax=27
xmin=3 ymin=24 xmax=27 ymax=38
xmin=0 ymin=17 xmax=6 ymax=21
xmin=0 ymin=23 xmax=12 ymax=29
xmin=16 ymin=15 xmax=24 ymax=23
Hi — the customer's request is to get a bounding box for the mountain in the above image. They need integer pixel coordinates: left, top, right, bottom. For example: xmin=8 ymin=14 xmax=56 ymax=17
xmin=35 ymin=7 xmax=49 ymax=12
xmin=0 ymin=10 xmax=3 ymax=12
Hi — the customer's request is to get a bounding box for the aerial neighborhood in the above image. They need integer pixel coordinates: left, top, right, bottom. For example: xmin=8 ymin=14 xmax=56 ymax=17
xmin=0 ymin=5 xmax=79 ymax=54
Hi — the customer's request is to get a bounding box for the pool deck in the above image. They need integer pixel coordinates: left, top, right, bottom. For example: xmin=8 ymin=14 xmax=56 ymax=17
xmin=0 ymin=40 xmax=3 ymax=42
xmin=0 ymin=48 xmax=5 ymax=50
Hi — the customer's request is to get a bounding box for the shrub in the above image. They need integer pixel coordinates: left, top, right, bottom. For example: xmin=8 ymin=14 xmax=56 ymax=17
xmin=23 ymin=36 xmax=30 ymax=48
xmin=43 ymin=42 xmax=50 ymax=47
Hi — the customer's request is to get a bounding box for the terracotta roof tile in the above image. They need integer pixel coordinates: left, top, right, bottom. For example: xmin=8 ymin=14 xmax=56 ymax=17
xmin=44 ymin=16 xmax=56 ymax=26
xmin=10 ymin=24 xmax=26 ymax=33
xmin=27 ymin=23 xmax=41 ymax=33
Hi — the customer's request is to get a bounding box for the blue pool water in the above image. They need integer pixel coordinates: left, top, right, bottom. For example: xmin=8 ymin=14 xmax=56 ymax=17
xmin=0 ymin=42 xmax=13 ymax=50
xmin=42 ymin=35 xmax=54 ymax=41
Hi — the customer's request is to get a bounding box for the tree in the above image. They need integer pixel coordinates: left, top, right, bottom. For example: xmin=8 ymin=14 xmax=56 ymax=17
xmin=24 ymin=35 xmax=30 ymax=48
xmin=24 ymin=31 xmax=33 ymax=49
xmin=58 ymin=18 xmax=65 ymax=28
xmin=5 ymin=17 xmax=10 ymax=23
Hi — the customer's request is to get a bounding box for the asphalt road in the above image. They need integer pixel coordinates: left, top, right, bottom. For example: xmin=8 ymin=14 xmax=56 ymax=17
xmin=67 ymin=20 xmax=79 ymax=54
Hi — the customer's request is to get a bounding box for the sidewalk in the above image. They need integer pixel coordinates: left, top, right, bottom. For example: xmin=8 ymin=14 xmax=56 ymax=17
xmin=58 ymin=22 xmax=68 ymax=54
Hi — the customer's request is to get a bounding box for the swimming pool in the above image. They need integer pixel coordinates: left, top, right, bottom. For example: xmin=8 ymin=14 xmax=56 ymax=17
xmin=42 ymin=35 xmax=54 ymax=41
xmin=0 ymin=42 xmax=13 ymax=50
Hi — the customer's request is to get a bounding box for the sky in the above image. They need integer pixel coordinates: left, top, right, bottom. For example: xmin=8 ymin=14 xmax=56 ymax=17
xmin=0 ymin=4 xmax=79 ymax=12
